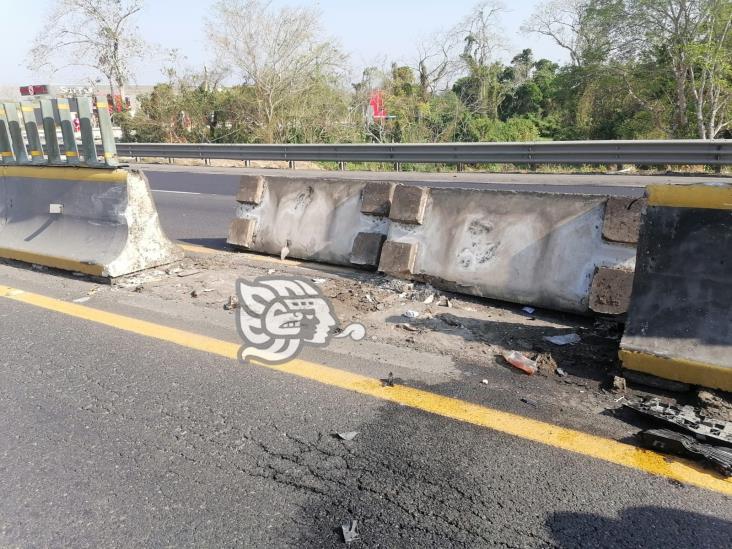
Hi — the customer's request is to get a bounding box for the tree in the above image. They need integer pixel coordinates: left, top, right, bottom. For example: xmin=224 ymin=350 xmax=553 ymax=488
xmin=687 ymin=0 xmax=732 ymax=138
xmin=28 ymin=0 xmax=145 ymax=101
xmin=522 ymin=0 xmax=596 ymax=66
xmin=207 ymin=0 xmax=349 ymax=143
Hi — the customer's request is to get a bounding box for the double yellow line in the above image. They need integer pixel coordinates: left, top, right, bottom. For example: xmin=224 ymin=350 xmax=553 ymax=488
xmin=0 ymin=283 xmax=730 ymax=496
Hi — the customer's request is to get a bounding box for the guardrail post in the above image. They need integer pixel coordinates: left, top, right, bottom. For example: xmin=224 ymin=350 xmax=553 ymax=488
xmin=0 ymin=105 xmax=16 ymax=164
xmin=55 ymin=99 xmax=80 ymax=165
xmin=288 ymin=160 xmax=295 ymax=169
xmin=76 ymin=97 xmax=99 ymax=165
xmin=3 ymin=103 xmax=29 ymax=164
xmin=20 ymin=102 xmax=44 ymax=164
xmin=95 ymin=98 xmax=118 ymax=167
xmin=338 ymin=161 xmax=345 ymax=171
xmin=40 ymin=99 xmax=62 ymax=164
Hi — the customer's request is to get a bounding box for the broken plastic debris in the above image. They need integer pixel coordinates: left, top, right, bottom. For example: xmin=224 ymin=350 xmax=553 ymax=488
xmin=556 ymin=367 xmax=567 ymax=377
xmin=336 ymin=432 xmax=359 ymax=441
xmin=625 ymin=398 xmax=732 ymax=446
xmin=481 ymin=379 xmax=489 ymax=385
xmin=312 ymin=278 xmax=327 ymax=284
xmin=403 ymin=310 xmax=420 ymax=319
xmin=639 ymin=428 xmax=732 ymax=477
xmin=522 ymin=306 xmax=535 ymax=315
xmin=543 ymin=333 xmax=581 ymax=346
xmin=502 ymin=351 xmax=538 ymax=375
xmin=341 ymin=519 xmax=360 ymax=543
xmin=521 ymin=397 xmax=538 ymax=408
xmin=72 ymin=296 xmax=91 ymax=303
xmin=224 ymin=295 xmax=239 ymax=310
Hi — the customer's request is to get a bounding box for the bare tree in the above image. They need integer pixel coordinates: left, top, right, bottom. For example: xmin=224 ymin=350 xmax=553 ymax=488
xmin=457 ymin=1 xmax=509 ymax=68
xmin=28 ymin=0 xmax=146 ymax=100
xmin=414 ymin=30 xmax=462 ymax=99
xmin=207 ymin=0 xmax=348 ymax=143
xmin=522 ymin=0 xmax=593 ymax=66
xmin=688 ymin=0 xmax=732 ymax=138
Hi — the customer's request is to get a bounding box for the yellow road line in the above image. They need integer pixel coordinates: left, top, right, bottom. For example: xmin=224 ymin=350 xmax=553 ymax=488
xmin=1 ymin=282 xmax=730 ymax=496
xmin=179 ymin=243 xmax=219 ymax=255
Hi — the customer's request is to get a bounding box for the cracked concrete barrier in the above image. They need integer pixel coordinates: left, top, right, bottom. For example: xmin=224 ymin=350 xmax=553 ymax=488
xmin=227 ymin=174 xmax=391 ymax=268
xmin=379 ymin=186 xmax=642 ymax=315
xmin=620 ymin=183 xmax=732 ymax=392
xmin=0 ymin=166 xmax=183 ymax=277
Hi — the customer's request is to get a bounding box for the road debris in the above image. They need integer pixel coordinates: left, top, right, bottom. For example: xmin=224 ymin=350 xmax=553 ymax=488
xmin=521 ymin=397 xmax=538 ymax=407
xmin=697 ymin=389 xmax=732 ymax=423
xmin=612 ymin=376 xmax=627 ymax=394
xmin=191 ymin=289 xmax=200 ymax=298
xmin=535 ymin=353 xmax=558 ymax=376
xmin=481 ymin=379 xmax=489 ymax=385
xmin=383 ymin=372 xmax=395 ymax=387
xmin=543 ymin=333 xmax=581 ymax=346
xmin=624 ymin=398 xmax=732 ymax=446
xmin=177 ymin=269 xmax=202 ymax=278
xmin=72 ymin=296 xmax=90 ymax=303
xmin=423 ymin=293 xmax=435 ymax=304
xmin=522 ymin=306 xmax=535 ymax=315
xmin=341 ymin=519 xmax=360 ymax=543
xmin=336 ymin=432 xmax=359 ymax=441
xmin=312 ymin=278 xmax=327 ymax=284
xmin=623 ymin=370 xmax=691 ymax=393
xmin=556 ymin=368 xmax=567 ymax=377
xmin=403 ymin=310 xmax=420 ymax=319
xmin=280 ymin=240 xmax=291 ymax=261
xmin=397 ymin=323 xmax=419 ymax=332
xmin=502 ymin=350 xmax=538 ymax=375
xmin=224 ymin=295 xmax=239 ymax=310
xmin=639 ymin=428 xmax=732 ymax=477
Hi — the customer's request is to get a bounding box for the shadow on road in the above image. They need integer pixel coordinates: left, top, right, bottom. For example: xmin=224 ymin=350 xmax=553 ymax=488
xmin=547 ymin=505 xmax=732 ymax=548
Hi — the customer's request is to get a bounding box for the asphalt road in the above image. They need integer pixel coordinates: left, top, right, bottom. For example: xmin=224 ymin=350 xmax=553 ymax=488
xmin=1 ymin=262 xmax=731 ymax=548
xmin=141 ymin=164 xmax=732 ymax=248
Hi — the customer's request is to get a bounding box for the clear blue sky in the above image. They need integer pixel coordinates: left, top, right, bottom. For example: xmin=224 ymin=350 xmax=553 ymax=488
xmin=1 ymin=0 xmax=567 ymax=85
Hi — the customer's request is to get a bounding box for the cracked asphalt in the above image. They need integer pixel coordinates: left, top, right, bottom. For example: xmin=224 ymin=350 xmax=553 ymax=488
xmin=1 ymin=266 xmax=731 ymax=548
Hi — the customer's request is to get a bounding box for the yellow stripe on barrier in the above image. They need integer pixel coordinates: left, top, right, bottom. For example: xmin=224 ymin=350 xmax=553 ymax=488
xmin=620 ymin=350 xmax=732 ymax=392
xmin=1 ymin=151 xmax=13 ymax=157
xmin=647 ymin=184 xmax=732 ymax=210
xmin=0 ymin=283 xmax=729 ymax=496
xmin=30 ymin=151 xmax=43 ymax=157
xmin=65 ymin=151 xmax=78 ymax=157
xmin=1 ymin=165 xmax=127 ymax=183
xmin=57 ymin=103 xmax=70 ymax=110
xmin=0 ymin=249 xmax=105 ymax=276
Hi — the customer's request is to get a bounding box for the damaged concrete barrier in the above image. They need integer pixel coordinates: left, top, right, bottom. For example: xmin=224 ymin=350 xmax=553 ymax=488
xmin=0 ymin=166 xmax=183 ymax=277
xmin=379 ymin=187 xmax=641 ymax=314
xmin=620 ymin=183 xmax=732 ymax=392
xmin=227 ymin=174 xmax=391 ymax=268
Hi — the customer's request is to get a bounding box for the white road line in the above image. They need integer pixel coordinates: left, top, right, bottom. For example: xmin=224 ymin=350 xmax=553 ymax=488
xmin=152 ymin=189 xmax=202 ymax=195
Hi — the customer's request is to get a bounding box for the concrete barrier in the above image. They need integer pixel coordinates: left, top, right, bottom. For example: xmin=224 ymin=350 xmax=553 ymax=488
xmin=620 ymin=183 xmax=732 ymax=391
xmin=227 ymin=175 xmax=391 ymax=268
xmin=0 ymin=166 xmax=183 ymax=277
xmin=378 ymin=186 xmax=640 ymax=314
xmin=227 ymin=174 xmax=641 ymax=315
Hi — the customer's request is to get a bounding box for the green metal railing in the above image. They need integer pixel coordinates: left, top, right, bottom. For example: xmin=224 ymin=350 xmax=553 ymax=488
xmin=0 ymin=97 xmax=118 ymax=168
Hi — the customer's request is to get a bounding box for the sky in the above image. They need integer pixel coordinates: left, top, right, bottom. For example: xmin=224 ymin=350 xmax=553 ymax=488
xmin=0 ymin=0 xmax=568 ymax=86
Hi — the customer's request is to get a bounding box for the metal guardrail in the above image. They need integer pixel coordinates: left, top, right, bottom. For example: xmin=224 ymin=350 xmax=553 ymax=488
xmin=0 ymin=97 xmax=118 ymax=167
xmin=114 ymin=140 xmax=732 ymax=166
